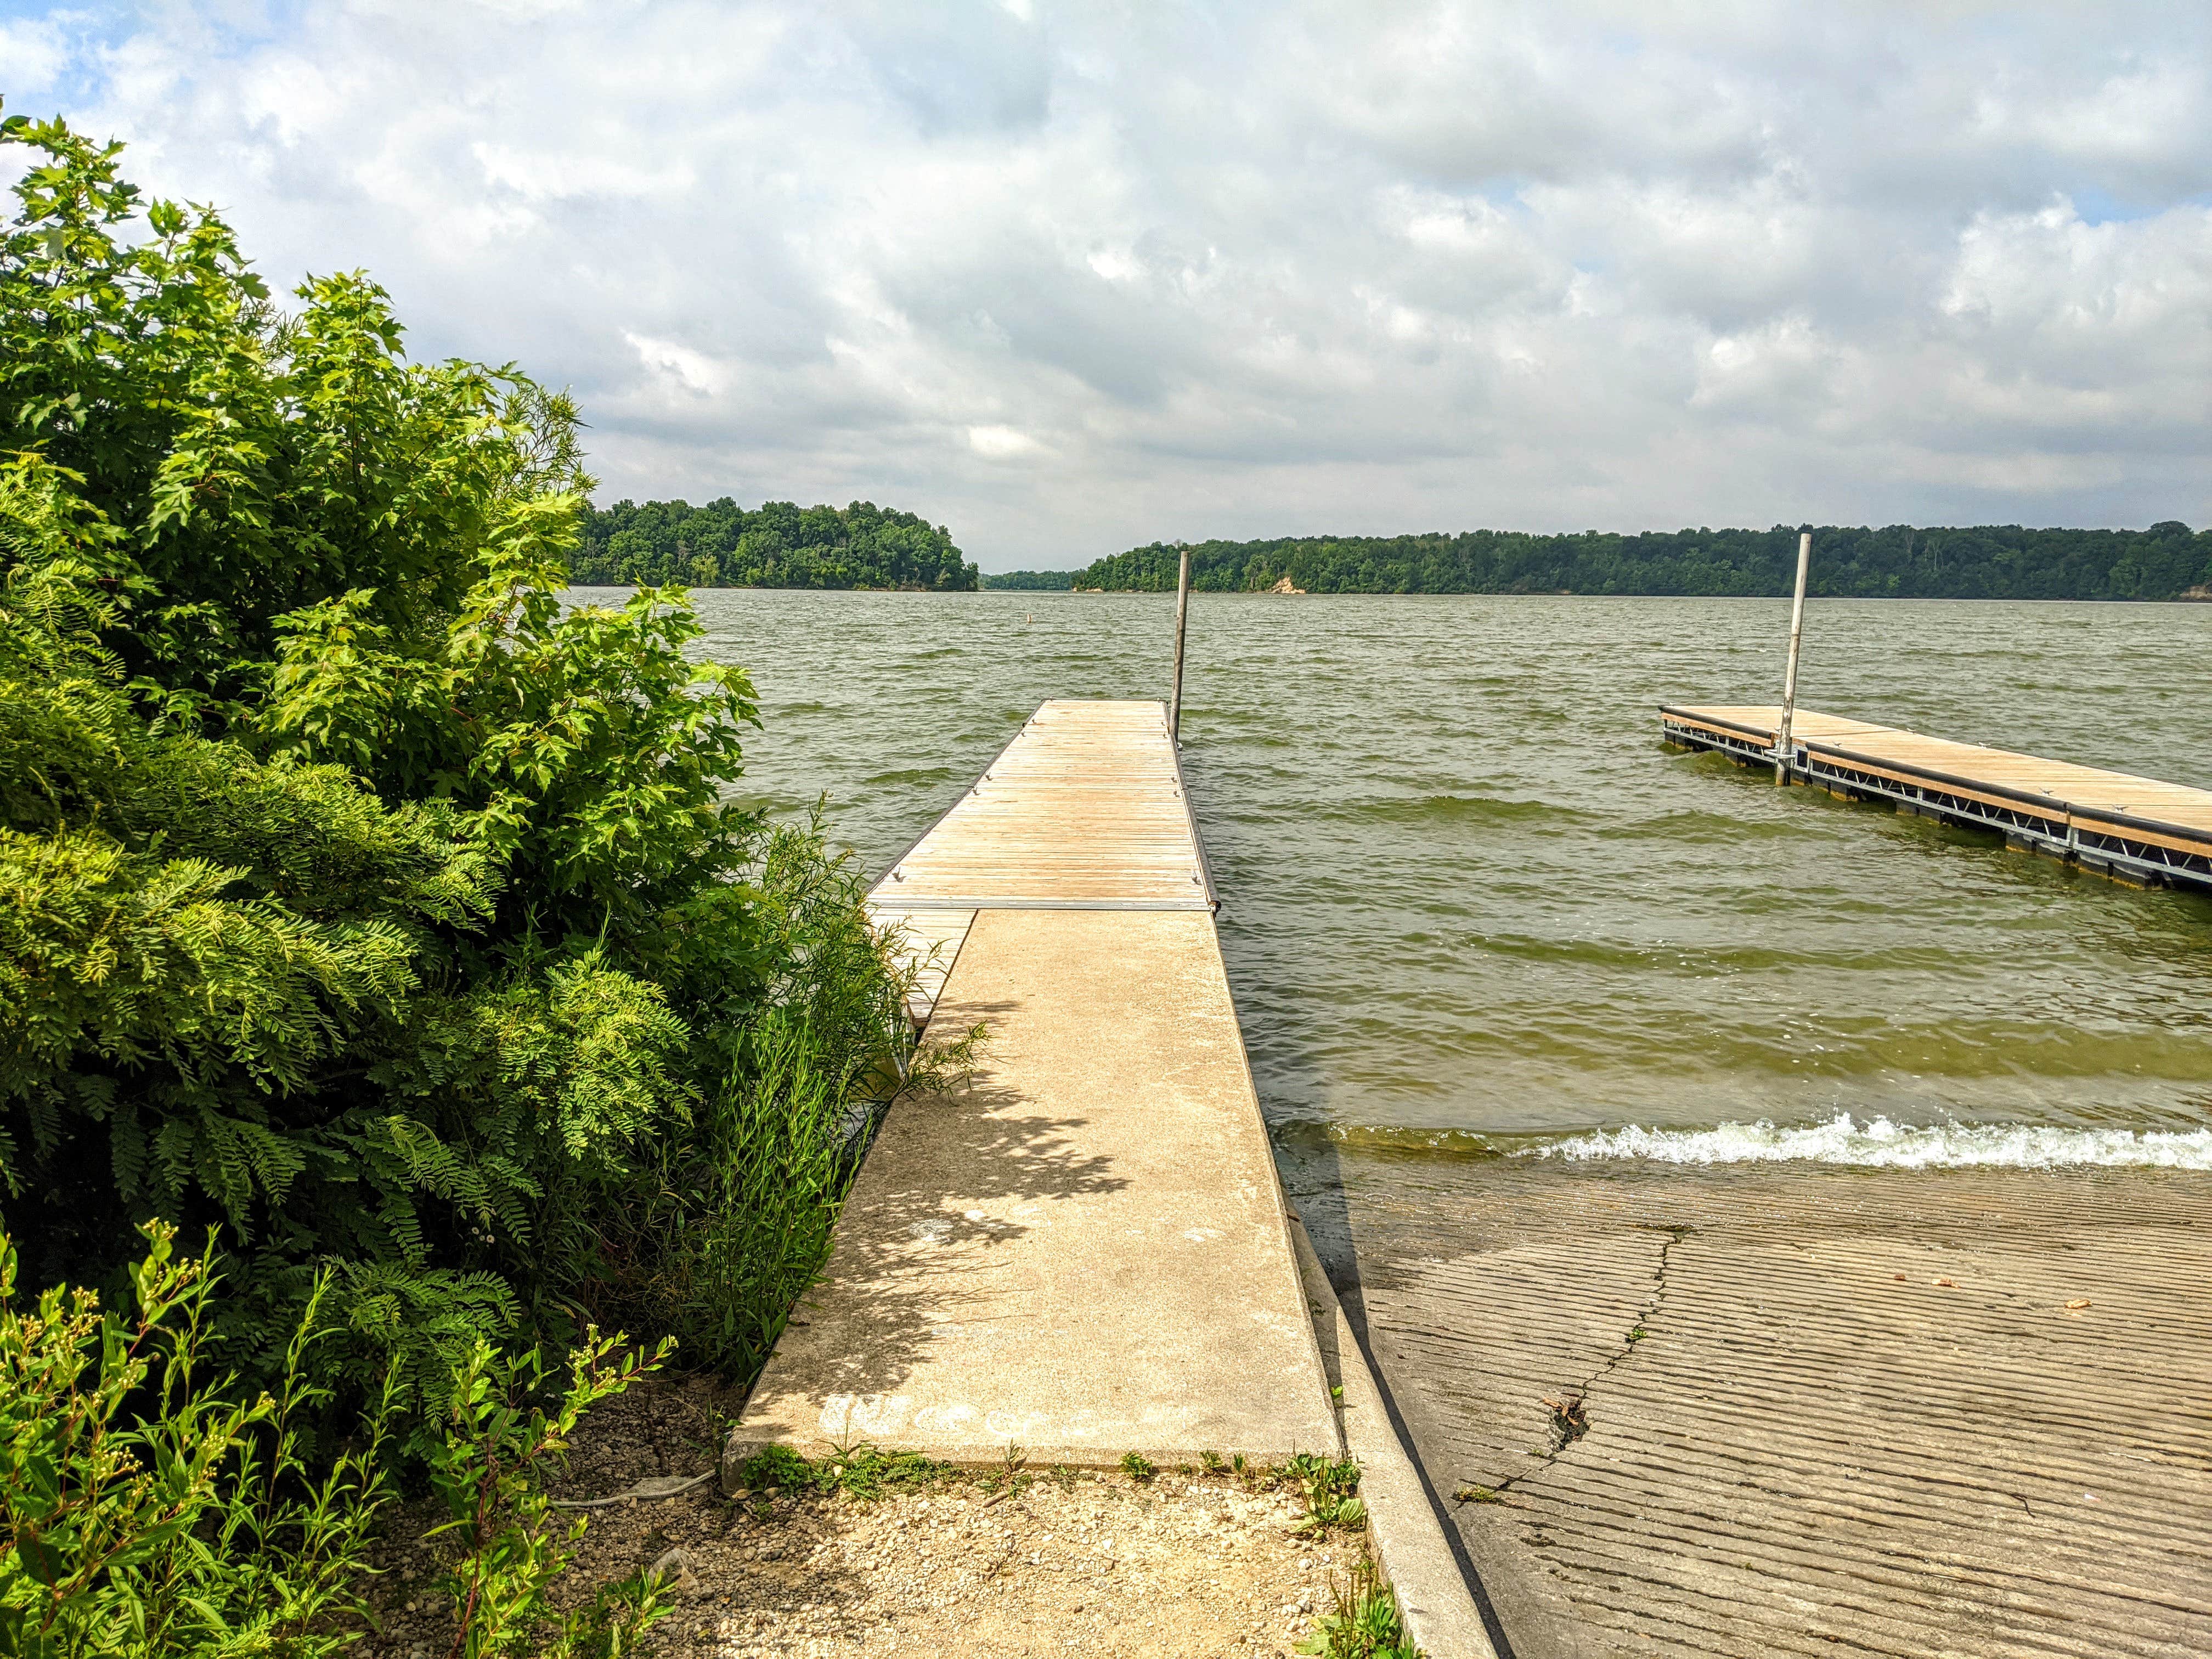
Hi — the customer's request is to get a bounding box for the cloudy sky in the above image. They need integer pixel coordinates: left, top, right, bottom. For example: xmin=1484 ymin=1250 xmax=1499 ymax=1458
xmin=4 ymin=1 xmax=2209 ymax=568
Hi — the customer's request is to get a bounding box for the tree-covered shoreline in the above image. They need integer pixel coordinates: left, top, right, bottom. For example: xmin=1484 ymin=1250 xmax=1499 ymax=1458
xmin=980 ymin=568 xmax=1077 ymax=590
xmin=569 ymin=497 xmax=978 ymax=590
xmin=1072 ymin=523 xmax=2212 ymax=601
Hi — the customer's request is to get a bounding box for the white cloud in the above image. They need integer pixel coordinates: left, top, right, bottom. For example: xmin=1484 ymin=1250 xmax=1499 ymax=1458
xmin=968 ymin=424 xmax=1042 ymax=459
xmin=623 ymin=331 xmax=727 ymax=398
xmin=0 ymin=18 xmax=72 ymax=92
xmin=8 ymin=0 xmax=2211 ymax=563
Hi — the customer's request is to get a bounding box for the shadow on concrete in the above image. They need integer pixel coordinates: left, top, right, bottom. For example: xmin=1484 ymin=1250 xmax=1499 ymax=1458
xmin=770 ymin=1011 xmax=1135 ymax=1409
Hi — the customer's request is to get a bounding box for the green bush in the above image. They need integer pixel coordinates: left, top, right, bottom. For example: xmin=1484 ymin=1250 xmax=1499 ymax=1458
xmin=0 ymin=1221 xmax=392 ymax=1658
xmin=0 ymin=104 xmax=922 ymax=1422
xmin=0 ymin=91 xmax=954 ymax=1659
xmin=0 ymin=1222 xmax=673 ymax=1658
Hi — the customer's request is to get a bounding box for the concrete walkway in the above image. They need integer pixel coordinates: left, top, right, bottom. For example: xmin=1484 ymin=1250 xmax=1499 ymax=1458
xmin=729 ymin=703 xmax=1339 ymax=1471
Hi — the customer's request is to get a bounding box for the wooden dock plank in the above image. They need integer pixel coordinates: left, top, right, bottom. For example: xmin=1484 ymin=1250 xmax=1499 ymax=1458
xmin=871 ymin=698 xmax=1214 ymax=910
xmin=1671 ymin=704 xmax=2212 ymax=826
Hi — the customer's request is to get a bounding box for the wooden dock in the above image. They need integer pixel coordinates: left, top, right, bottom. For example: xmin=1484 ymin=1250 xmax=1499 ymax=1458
xmin=1661 ymin=704 xmax=2212 ymax=891
xmin=876 ymin=698 xmax=1216 ymax=915
xmin=868 ymin=698 xmax=1216 ymax=1031
xmin=728 ymin=699 xmax=1338 ymax=1470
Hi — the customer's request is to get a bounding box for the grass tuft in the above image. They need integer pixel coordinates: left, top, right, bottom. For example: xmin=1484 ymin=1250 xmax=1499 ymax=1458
xmin=730 ymin=1441 xmax=950 ymax=1503
xmin=1296 ymin=1555 xmax=1421 ymax=1658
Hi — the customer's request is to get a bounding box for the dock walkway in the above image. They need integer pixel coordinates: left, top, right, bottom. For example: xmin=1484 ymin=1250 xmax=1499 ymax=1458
xmin=728 ymin=700 xmax=1339 ymax=1470
xmin=1661 ymin=704 xmax=2212 ymax=890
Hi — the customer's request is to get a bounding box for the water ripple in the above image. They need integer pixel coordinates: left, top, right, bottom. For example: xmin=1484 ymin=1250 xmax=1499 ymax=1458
xmin=677 ymin=588 xmax=2212 ymax=1146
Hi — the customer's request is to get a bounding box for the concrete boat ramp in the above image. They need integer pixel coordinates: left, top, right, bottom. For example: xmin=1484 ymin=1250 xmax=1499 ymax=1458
xmin=1313 ymin=1158 xmax=2212 ymax=1659
xmin=730 ymin=700 xmax=1338 ymax=1468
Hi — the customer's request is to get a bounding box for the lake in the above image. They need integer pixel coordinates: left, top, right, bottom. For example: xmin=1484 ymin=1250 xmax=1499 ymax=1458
xmin=674 ymin=588 xmax=2212 ymax=1173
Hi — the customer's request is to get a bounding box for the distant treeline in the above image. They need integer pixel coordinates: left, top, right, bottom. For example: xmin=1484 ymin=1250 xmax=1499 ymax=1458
xmin=569 ymin=498 xmax=979 ymax=590
xmin=1073 ymin=523 xmax=2212 ymax=601
xmin=981 ymin=569 xmax=1077 ymax=590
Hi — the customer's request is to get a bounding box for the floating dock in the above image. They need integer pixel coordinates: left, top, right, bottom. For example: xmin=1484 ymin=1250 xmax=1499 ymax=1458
xmin=1662 ymin=704 xmax=2212 ymax=890
xmin=727 ymin=700 xmax=1336 ymax=1470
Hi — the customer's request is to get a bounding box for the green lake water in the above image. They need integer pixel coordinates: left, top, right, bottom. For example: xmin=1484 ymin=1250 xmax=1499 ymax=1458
xmin=656 ymin=589 xmax=2212 ymax=1172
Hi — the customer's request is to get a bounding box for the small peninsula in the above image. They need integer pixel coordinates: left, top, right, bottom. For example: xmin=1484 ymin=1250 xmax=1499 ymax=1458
xmin=570 ymin=497 xmax=979 ymax=590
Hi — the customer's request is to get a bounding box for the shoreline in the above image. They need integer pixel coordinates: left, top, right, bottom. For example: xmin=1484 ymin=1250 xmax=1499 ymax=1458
xmin=569 ymin=583 xmax=2212 ymax=605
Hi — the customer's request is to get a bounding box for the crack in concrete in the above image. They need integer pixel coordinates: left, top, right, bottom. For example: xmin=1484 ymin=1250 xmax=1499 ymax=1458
xmin=1579 ymin=1222 xmax=1691 ymax=1398
xmin=1457 ymin=1223 xmax=1691 ymax=1504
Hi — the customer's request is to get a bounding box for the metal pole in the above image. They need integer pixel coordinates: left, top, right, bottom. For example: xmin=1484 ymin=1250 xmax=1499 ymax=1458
xmin=1774 ymin=528 xmax=1812 ymax=783
xmin=1169 ymin=542 xmax=1192 ymax=746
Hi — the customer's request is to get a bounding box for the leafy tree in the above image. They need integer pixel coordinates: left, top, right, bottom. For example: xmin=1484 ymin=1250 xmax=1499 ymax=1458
xmin=0 ymin=108 xmax=912 ymax=1426
xmin=568 ymin=496 xmax=978 ymax=590
xmin=979 ymin=569 xmax=1076 ymax=590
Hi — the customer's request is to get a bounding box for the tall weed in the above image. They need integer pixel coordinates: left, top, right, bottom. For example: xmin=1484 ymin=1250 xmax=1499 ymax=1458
xmin=1296 ymin=1555 xmax=1421 ymax=1659
xmin=425 ymin=1332 xmax=674 ymax=1659
xmin=579 ymin=815 xmax=981 ymax=1380
xmin=0 ymin=1221 xmax=391 ymax=1658
xmin=0 ymin=1223 xmax=674 ymax=1659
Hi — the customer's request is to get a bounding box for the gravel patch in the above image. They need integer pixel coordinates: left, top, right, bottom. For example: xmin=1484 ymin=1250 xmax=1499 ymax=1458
xmin=358 ymin=1378 xmax=1358 ymax=1658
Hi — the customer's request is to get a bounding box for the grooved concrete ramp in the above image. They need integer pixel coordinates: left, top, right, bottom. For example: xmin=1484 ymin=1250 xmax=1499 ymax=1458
xmin=1325 ymin=1161 xmax=2212 ymax=1658
xmin=727 ymin=703 xmax=1337 ymax=1472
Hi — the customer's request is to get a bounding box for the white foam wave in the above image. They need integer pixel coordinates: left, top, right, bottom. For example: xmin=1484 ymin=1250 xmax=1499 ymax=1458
xmin=1527 ymin=1113 xmax=2212 ymax=1170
